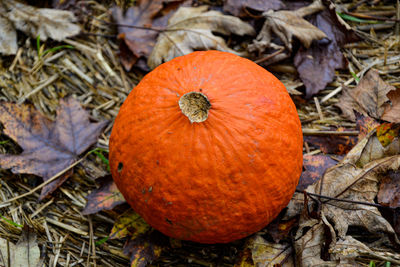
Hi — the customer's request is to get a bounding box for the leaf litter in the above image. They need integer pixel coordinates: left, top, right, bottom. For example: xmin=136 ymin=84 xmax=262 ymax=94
xmin=0 ymin=0 xmax=400 ymax=266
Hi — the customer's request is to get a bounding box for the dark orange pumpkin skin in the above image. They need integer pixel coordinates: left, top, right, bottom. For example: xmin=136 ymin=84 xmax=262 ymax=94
xmin=109 ymin=51 xmax=303 ymax=243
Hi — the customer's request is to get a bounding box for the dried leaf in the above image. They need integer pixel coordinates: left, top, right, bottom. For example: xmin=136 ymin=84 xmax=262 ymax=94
xmin=355 ymin=112 xmax=380 ymax=140
xmin=298 ymin=154 xmax=337 ymax=191
xmin=378 ymin=170 xmax=400 ymax=208
xmin=0 ymin=226 xmax=40 ymax=267
xmin=2 ymin=0 xmax=80 ymax=42
xmin=123 ymin=230 xmax=166 ymax=267
xmin=382 ymin=87 xmax=400 ymax=123
xmin=0 ymin=4 xmax=18 ymax=55
xmin=376 ymin=123 xmax=400 ymax=147
xmin=148 ymin=5 xmax=255 ymax=69
xmin=223 ymin=0 xmax=285 ymax=17
xmin=112 ymin=0 xmax=185 ymax=70
xmin=82 ymin=176 xmax=126 ymax=215
xmin=249 ymin=0 xmax=326 ymax=53
xmin=337 ymin=69 xmax=396 ymax=121
xmin=304 ymin=128 xmax=357 ymax=155
xmin=293 ymin=3 xmax=358 ymax=97
xmin=292 ymin=129 xmax=400 ymax=265
xmin=238 ymin=234 xmax=294 ymax=267
xmin=110 ymin=209 xmax=150 ymax=240
xmin=0 ymin=97 xmax=107 ymax=200
xmin=265 ymin=217 xmax=298 ymax=243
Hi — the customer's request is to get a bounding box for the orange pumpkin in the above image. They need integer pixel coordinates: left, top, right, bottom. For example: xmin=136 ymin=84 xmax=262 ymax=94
xmin=109 ymin=51 xmax=303 ymax=243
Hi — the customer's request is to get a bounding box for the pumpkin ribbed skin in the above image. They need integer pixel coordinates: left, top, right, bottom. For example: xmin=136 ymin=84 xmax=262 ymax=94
xmin=109 ymin=51 xmax=303 ymax=243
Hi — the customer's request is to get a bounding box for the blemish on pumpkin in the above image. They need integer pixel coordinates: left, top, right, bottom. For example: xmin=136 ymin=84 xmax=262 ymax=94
xmin=166 ymin=218 xmax=173 ymax=225
xmin=117 ymin=162 xmax=123 ymax=173
xmin=148 ymin=186 xmax=153 ymax=192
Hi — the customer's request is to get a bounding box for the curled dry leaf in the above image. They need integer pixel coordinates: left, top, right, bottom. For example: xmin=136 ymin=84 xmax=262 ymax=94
xmin=82 ymin=176 xmax=126 ymax=215
xmin=378 ymin=170 xmax=400 ymax=208
xmin=1 ymin=0 xmax=80 ymax=42
xmin=337 ymin=69 xmax=396 ymax=121
xmin=0 ymin=97 xmax=107 ymax=200
xmin=289 ymin=129 xmax=400 ymax=266
xmin=148 ymin=5 xmax=255 ymax=69
xmin=249 ymin=0 xmax=326 ymax=54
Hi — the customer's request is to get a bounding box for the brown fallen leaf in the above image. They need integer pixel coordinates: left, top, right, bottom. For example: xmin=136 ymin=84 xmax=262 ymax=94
xmin=289 ymin=129 xmax=400 ymax=265
xmin=148 ymin=5 xmax=255 ymax=69
xmin=112 ymin=0 xmax=185 ymax=71
xmin=1 ymin=0 xmax=80 ymax=44
xmin=304 ymin=127 xmax=357 ymax=155
xmin=0 ymin=97 xmax=107 ymax=200
xmin=82 ymin=176 xmax=126 ymax=215
xmin=123 ymin=230 xmax=166 ymax=267
xmin=294 ymin=4 xmax=358 ymax=97
xmin=249 ymin=0 xmax=326 ymax=54
xmin=223 ymin=0 xmax=285 ymax=17
xmin=337 ymin=69 xmax=396 ymax=121
xmin=378 ymin=170 xmax=400 ymax=208
xmin=355 ymin=111 xmax=380 ymax=140
xmin=298 ymin=154 xmax=338 ymax=191
xmin=382 ymin=87 xmax=400 ymax=123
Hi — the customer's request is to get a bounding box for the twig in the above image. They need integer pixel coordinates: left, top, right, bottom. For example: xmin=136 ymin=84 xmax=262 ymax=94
xmin=297 ymin=190 xmax=394 ymax=210
xmin=0 ymin=157 xmax=86 ymax=205
xmin=302 ymin=129 xmax=359 ymax=136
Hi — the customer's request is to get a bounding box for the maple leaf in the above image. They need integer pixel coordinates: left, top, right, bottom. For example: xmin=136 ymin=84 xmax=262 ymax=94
xmin=337 ymin=69 xmax=396 ymax=121
xmin=382 ymin=87 xmax=400 ymax=123
xmin=0 ymin=97 xmax=107 ymax=200
xmin=82 ymin=176 xmax=126 ymax=215
xmin=147 ymin=5 xmax=255 ymax=69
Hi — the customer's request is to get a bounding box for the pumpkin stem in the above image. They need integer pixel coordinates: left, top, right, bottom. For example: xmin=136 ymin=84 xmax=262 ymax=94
xmin=178 ymin=92 xmax=211 ymax=123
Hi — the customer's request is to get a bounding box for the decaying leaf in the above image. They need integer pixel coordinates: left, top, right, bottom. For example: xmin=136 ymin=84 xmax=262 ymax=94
xmin=337 ymin=69 xmax=396 ymax=121
xmin=0 ymin=97 xmax=107 ymax=200
xmin=382 ymin=87 xmax=400 ymax=123
xmin=112 ymin=0 xmax=185 ymax=70
xmin=148 ymin=5 xmax=255 ymax=69
xmin=237 ymin=234 xmax=294 ymax=267
xmin=223 ymin=0 xmax=285 ymax=17
xmin=355 ymin=112 xmax=380 ymax=140
xmin=1 ymin=0 xmax=80 ymax=44
xmin=110 ymin=209 xmax=150 ymax=240
xmin=123 ymin=230 xmax=166 ymax=267
xmin=0 ymin=4 xmax=18 ymax=55
xmin=293 ymin=3 xmax=358 ymax=97
xmin=304 ymin=127 xmax=357 ymax=155
xmin=378 ymin=170 xmax=400 ymax=208
xmin=0 ymin=226 xmax=40 ymax=267
xmin=376 ymin=123 xmax=400 ymax=147
xmin=249 ymin=0 xmax=326 ymax=53
xmin=82 ymin=176 xmax=126 ymax=215
xmin=298 ymin=154 xmax=337 ymax=191
xmin=289 ymin=129 xmax=400 ymax=266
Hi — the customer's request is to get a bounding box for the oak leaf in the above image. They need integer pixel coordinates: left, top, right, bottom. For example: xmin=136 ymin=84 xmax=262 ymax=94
xmin=0 ymin=97 xmax=107 ymax=200
xmin=148 ymin=5 xmax=255 ymax=69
